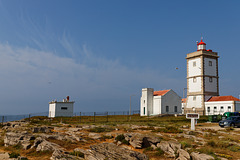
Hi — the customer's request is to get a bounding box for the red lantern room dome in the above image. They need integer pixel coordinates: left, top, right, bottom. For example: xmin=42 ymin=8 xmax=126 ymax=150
xmin=197 ymin=39 xmax=206 ymax=51
xmin=197 ymin=39 xmax=206 ymax=46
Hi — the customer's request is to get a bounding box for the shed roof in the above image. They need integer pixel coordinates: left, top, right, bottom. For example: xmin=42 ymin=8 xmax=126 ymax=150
xmin=153 ymin=89 xmax=170 ymax=96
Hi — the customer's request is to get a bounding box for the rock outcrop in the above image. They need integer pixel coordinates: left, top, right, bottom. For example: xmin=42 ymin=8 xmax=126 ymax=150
xmin=85 ymin=143 xmax=148 ymax=160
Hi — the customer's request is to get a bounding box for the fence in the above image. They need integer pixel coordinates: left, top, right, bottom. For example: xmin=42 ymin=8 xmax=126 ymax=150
xmin=0 ymin=110 xmax=140 ymax=124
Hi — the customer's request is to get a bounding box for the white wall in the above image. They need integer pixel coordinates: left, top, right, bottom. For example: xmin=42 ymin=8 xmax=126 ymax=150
xmin=188 ymin=58 xmax=202 ymax=77
xmin=153 ymin=96 xmax=161 ymax=115
xmin=187 ymin=95 xmax=203 ymax=109
xmin=140 ymin=88 xmax=153 ymax=116
xmin=188 ymin=77 xmax=202 ymax=92
xmin=49 ymin=103 xmax=56 ymax=117
xmin=49 ymin=102 xmax=74 ymax=117
xmin=205 ymin=101 xmax=234 ymax=115
xmin=161 ymin=90 xmax=182 ymax=114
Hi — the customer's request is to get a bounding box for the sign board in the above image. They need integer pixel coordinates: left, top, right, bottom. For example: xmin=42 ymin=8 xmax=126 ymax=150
xmin=186 ymin=113 xmax=199 ymax=119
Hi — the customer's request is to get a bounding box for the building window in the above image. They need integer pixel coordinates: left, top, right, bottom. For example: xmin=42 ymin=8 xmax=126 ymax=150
xmin=209 ymin=77 xmax=212 ymax=82
xmin=166 ymin=106 xmax=169 ymax=112
xmin=144 ymin=100 xmax=145 ymax=104
xmin=193 ymin=78 xmax=197 ymax=83
xmin=228 ymin=106 xmax=231 ymax=111
xmin=209 ymin=61 xmax=212 ymax=66
xmin=143 ymin=107 xmax=145 ymax=115
xmin=193 ymin=96 xmax=196 ymax=101
xmin=193 ymin=61 xmax=196 ymax=67
xmin=220 ymin=106 xmax=224 ymax=112
xmin=61 ymin=107 xmax=68 ymax=110
xmin=207 ymin=107 xmax=210 ymax=113
xmin=174 ymin=106 xmax=177 ymax=112
xmin=214 ymin=106 xmax=217 ymax=113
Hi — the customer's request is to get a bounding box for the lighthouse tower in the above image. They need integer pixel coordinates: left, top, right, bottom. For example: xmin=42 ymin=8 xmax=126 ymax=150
xmin=185 ymin=39 xmax=219 ymax=115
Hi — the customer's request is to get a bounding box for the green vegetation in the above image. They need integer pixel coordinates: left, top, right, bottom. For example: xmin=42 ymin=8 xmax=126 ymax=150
xmin=115 ymin=134 xmax=129 ymax=145
xmin=9 ymin=152 xmax=20 ymax=158
xmin=153 ymin=126 xmax=183 ymax=133
xmin=155 ymin=147 xmax=164 ymax=156
xmin=89 ymin=127 xmax=114 ymax=133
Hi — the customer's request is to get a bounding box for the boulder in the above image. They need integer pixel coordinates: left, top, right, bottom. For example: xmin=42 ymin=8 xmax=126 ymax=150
xmin=156 ymin=141 xmax=181 ymax=158
xmin=176 ymin=149 xmax=190 ymax=160
xmin=50 ymin=149 xmax=83 ymax=160
xmin=32 ymin=127 xmax=53 ymax=133
xmin=190 ymin=152 xmax=214 ymax=160
xmin=85 ymin=143 xmax=148 ymax=160
xmin=36 ymin=139 xmax=63 ymax=152
xmin=0 ymin=152 xmax=9 ymax=159
xmin=88 ymin=133 xmax=102 ymax=140
xmin=129 ymin=133 xmax=161 ymax=149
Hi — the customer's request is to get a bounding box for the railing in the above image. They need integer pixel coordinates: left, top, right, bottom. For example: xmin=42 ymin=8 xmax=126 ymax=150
xmin=0 ymin=110 xmax=140 ymax=124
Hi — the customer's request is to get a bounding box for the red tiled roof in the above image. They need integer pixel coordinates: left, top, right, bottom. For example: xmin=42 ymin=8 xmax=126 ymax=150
xmin=153 ymin=90 xmax=170 ymax=96
xmin=182 ymin=98 xmax=186 ymax=103
xmin=207 ymin=96 xmax=240 ymax=102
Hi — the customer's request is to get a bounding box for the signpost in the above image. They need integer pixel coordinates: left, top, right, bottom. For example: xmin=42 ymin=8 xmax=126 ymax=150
xmin=186 ymin=113 xmax=199 ymax=131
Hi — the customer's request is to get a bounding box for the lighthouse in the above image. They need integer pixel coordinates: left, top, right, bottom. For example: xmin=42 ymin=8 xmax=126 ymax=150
xmin=185 ymin=39 xmax=219 ymax=115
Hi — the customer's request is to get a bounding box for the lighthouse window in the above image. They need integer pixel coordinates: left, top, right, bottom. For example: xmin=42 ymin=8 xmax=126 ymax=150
xmin=209 ymin=77 xmax=213 ymax=82
xmin=209 ymin=61 xmax=212 ymax=66
xmin=193 ymin=96 xmax=196 ymax=101
xmin=193 ymin=78 xmax=197 ymax=83
xmin=193 ymin=61 xmax=196 ymax=67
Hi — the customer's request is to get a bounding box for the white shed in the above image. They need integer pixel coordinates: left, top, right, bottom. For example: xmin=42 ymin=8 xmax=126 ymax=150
xmin=140 ymin=88 xmax=182 ymax=116
xmin=48 ymin=96 xmax=74 ymax=118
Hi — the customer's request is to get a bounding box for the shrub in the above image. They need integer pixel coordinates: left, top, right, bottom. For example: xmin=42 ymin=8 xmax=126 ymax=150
xmin=143 ymin=147 xmax=153 ymax=153
xmin=115 ymin=134 xmax=125 ymax=142
xmin=89 ymin=127 xmax=113 ymax=133
xmin=9 ymin=152 xmax=20 ymax=158
xmin=155 ymin=148 xmax=164 ymax=156
xmin=115 ymin=134 xmax=129 ymax=145
xmin=180 ymin=141 xmax=192 ymax=149
xmin=70 ymin=151 xmax=84 ymax=158
xmin=228 ymin=145 xmax=240 ymax=152
xmin=207 ymin=140 xmax=216 ymax=147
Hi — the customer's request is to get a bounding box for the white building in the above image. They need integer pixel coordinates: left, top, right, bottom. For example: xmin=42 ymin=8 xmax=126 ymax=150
xmin=184 ymin=39 xmax=240 ymax=115
xmin=205 ymin=96 xmax=240 ymax=115
xmin=185 ymin=39 xmax=219 ymax=115
xmin=48 ymin=96 xmax=74 ymax=118
xmin=140 ymin=89 xmax=181 ymax=116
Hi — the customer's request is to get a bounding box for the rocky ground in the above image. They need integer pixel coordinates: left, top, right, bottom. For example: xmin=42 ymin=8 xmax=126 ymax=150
xmin=0 ymin=118 xmax=239 ymax=160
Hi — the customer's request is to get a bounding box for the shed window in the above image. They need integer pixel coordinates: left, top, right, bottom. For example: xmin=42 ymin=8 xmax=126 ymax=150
xmin=174 ymin=106 xmax=177 ymax=112
xmin=209 ymin=61 xmax=212 ymax=66
xmin=166 ymin=106 xmax=169 ymax=112
xmin=61 ymin=107 xmax=68 ymax=110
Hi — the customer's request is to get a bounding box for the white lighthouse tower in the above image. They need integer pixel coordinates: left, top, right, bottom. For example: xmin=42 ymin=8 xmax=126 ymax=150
xmin=185 ymin=39 xmax=219 ymax=115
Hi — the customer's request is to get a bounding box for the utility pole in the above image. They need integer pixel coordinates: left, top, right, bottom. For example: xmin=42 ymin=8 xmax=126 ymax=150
xmin=129 ymin=94 xmax=136 ymax=121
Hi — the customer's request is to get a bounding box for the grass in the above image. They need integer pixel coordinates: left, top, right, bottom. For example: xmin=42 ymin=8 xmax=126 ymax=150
xmin=153 ymin=126 xmax=183 ymax=133
xmin=89 ymin=127 xmax=114 ymax=133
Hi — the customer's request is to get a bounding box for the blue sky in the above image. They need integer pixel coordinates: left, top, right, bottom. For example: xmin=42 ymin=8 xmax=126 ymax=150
xmin=0 ymin=0 xmax=240 ymax=114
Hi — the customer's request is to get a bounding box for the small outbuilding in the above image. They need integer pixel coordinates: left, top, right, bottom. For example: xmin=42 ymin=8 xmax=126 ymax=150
xmin=48 ymin=96 xmax=74 ymax=118
xmin=140 ymin=88 xmax=182 ymax=116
